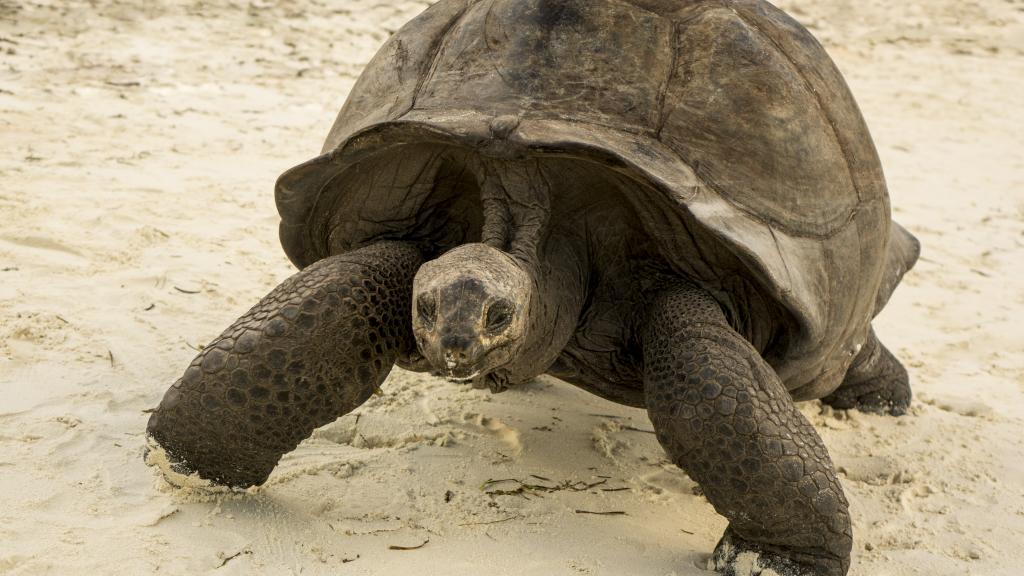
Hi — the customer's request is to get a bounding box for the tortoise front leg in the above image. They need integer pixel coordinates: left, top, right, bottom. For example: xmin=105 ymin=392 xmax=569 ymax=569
xmin=643 ymin=285 xmax=853 ymax=576
xmin=146 ymin=241 xmax=422 ymax=488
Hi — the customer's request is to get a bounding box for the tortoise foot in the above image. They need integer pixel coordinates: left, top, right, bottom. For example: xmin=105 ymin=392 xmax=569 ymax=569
xmin=823 ymin=329 xmax=911 ymax=417
xmin=144 ymin=436 xmax=240 ymax=493
xmin=710 ymin=529 xmax=840 ymax=576
xmin=822 ymin=373 xmax=910 ymax=416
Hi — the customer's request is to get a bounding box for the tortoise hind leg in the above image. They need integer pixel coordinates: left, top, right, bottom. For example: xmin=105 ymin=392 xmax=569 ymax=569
xmin=822 ymin=328 xmax=911 ymax=416
xmin=145 ymin=241 xmax=422 ymax=488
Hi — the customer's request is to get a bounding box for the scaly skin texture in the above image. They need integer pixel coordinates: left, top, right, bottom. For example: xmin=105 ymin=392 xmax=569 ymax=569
xmin=146 ymin=241 xmax=422 ymax=487
xmin=822 ymin=328 xmax=912 ymax=416
xmin=643 ymin=284 xmax=853 ymax=576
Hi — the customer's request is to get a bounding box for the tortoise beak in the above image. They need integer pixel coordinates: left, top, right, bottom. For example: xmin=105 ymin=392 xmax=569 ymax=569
xmin=439 ymin=335 xmax=486 ymax=380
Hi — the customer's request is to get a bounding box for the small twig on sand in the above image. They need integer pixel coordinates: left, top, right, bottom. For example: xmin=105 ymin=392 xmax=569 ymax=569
xmin=482 ymin=478 xmax=519 ymax=489
xmin=389 ymin=539 xmax=429 ymax=551
xmin=144 ymin=303 xmax=155 ymax=311
xmin=105 ymin=80 xmax=141 ymax=87
xmin=481 ymin=477 xmax=608 ymax=498
xmin=108 ymin=350 xmax=116 ymax=367
xmin=174 ymin=286 xmax=201 ymax=294
xmin=575 ymin=510 xmax=627 ymax=516
xmin=458 ymin=514 xmax=521 ymax=527
xmin=622 ymin=426 xmax=656 ymax=434
xmin=217 ymin=549 xmax=251 ymax=568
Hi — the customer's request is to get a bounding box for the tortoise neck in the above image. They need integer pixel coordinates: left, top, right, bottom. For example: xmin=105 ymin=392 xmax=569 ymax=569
xmin=505 ymin=221 xmax=588 ymax=383
xmin=472 ymin=155 xmax=588 ymax=382
xmin=477 ymin=156 xmax=551 ymax=269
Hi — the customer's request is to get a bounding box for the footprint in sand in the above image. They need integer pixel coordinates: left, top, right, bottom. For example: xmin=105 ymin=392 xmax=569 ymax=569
xmin=462 ymin=413 xmax=522 ymax=456
xmin=921 ymin=395 xmax=995 ymax=419
xmin=638 ymin=467 xmax=699 ymax=497
xmin=0 ymin=235 xmax=87 ymax=265
xmin=836 ymin=455 xmax=914 ymax=486
xmin=312 ymin=416 xmax=455 ymax=450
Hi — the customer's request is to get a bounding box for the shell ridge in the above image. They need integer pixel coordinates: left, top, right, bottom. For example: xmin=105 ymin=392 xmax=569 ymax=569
xmin=654 ymin=20 xmax=681 ymax=139
xmin=766 ymin=224 xmax=796 ymax=294
xmin=407 ymin=0 xmax=478 ymax=118
xmin=654 ymin=5 xmax=714 ymax=139
xmin=687 ymin=166 xmax=874 ymax=240
xmin=678 ymin=204 xmax=725 ymax=282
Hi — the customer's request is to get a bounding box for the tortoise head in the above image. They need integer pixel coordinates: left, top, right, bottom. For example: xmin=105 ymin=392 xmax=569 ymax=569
xmin=412 ymin=243 xmax=532 ymax=382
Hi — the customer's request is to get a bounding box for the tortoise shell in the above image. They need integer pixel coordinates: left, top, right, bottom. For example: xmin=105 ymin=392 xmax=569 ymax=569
xmin=275 ymin=0 xmax=915 ymax=399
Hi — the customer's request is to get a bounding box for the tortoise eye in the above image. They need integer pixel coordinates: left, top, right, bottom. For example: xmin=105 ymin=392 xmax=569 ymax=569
xmin=417 ymin=293 xmax=437 ymax=329
xmin=485 ymin=299 xmax=514 ymax=334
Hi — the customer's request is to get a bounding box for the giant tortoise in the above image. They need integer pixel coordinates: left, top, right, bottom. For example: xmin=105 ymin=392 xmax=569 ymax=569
xmin=146 ymin=1 xmax=920 ymax=574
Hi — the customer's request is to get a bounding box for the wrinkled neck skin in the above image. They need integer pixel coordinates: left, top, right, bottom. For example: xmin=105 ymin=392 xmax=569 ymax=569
xmin=497 ymin=229 xmax=587 ymax=391
xmin=480 ymin=157 xmax=587 ymax=390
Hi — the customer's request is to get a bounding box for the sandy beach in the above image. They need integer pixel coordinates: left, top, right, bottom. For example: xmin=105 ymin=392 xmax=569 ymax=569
xmin=1 ymin=0 xmax=1023 ymax=574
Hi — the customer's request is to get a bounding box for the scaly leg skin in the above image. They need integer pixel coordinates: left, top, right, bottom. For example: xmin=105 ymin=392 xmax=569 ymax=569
xmin=822 ymin=328 xmax=911 ymax=416
xmin=643 ymin=285 xmax=852 ymax=576
xmin=146 ymin=241 xmax=422 ymax=488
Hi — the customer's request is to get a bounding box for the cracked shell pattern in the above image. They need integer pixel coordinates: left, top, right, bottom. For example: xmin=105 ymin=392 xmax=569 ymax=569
xmin=146 ymin=241 xmax=422 ymax=487
xmin=643 ymin=286 xmax=853 ymax=576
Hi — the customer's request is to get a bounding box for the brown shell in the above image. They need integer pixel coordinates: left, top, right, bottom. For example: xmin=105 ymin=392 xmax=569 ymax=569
xmin=275 ymin=0 xmax=913 ymax=397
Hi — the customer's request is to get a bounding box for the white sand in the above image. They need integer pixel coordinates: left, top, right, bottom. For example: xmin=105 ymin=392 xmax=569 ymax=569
xmin=1 ymin=0 xmax=1022 ymax=574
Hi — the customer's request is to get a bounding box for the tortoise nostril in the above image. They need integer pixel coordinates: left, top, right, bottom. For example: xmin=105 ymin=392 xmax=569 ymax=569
xmin=440 ymin=335 xmax=467 ymax=351
xmin=445 ymin=349 xmax=468 ymax=362
xmin=440 ymin=335 xmax=473 ymax=367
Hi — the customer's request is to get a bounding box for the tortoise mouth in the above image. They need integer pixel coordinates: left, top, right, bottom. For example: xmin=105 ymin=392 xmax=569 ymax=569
xmin=429 ymin=341 xmax=515 ymax=384
xmin=436 ymin=368 xmax=513 ymax=394
xmin=444 ymin=370 xmax=482 ymax=383
xmin=440 ymin=359 xmax=485 ymax=381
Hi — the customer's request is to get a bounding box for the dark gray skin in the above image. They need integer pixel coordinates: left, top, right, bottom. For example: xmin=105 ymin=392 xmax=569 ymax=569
xmin=146 ymin=1 xmax=921 ymax=575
